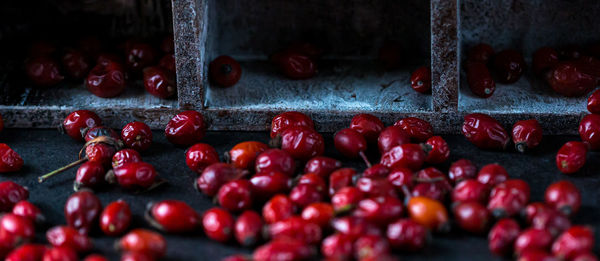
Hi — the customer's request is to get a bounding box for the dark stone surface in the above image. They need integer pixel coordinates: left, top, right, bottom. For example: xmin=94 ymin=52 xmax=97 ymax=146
xmin=0 ymin=129 xmax=598 ymax=260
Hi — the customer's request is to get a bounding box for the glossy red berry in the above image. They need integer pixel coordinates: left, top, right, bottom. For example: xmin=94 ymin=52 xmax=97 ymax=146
xmin=587 ymin=89 xmax=600 ymax=114
xmin=579 ymin=114 xmax=600 ymax=150
xmin=547 ymin=61 xmax=596 ymax=97
xmin=117 ymin=229 xmax=166 ymax=258
xmin=5 ymin=244 xmax=47 ymax=261
xmin=121 ymin=122 xmax=152 ymax=151
xmin=0 ymin=213 xmax=34 ymax=243
xmin=74 ymin=161 xmax=106 ymax=190
xmin=301 ymin=202 xmax=334 ymax=228
xmin=488 ymin=179 xmax=530 ymax=218
xmin=380 ymin=144 xmax=426 ymax=171
xmin=425 ymin=136 xmax=450 ymax=164
xmin=304 ymin=156 xmax=341 ymax=178
xmin=531 ymin=209 xmax=571 ymax=237
xmin=120 ymin=251 xmax=154 ymax=261
xmin=279 ymin=126 xmax=324 ymax=160
xmin=100 ymin=200 xmax=131 ymax=236
xmin=453 ymin=202 xmax=491 ymax=234
xmin=556 ymin=141 xmax=588 ymax=174
xmin=377 ymin=126 xmax=410 ymax=154
xmin=143 ymin=66 xmax=175 ymax=99
xmin=25 ymin=56 xmax=64 ymax=86
xmin=328 ymin=168 xmax=356 ymax=196
xmin=112 ymin=149 xmax=142 ymax=169
xmin=268 ymin=216 xmax=322 ymax=245
xmin=262 ymin=195 xmax=294 ymax=224
xmin=356 ymin=177 xmax=398 ymax=198
xmin=467 ymin=61 xmax=496 ymax=98
xmin=363 ymin=164 xmax=390 ymax=179
xmin=64 ymin=190 xmax=102 ymax=234
xmin=12 ymin=201 xmax=43 ymax=224
xmin=416 ymin=167 xmax=451 ymax=192
xmin=185 ymin=143 xmax=219 ymax=174
xmin=448 ymin=159 xmax=477 ymax=183
xmin=0 ymin=144 xmax=23 ymax=173
xmin=386 ymin=218 xmax=428 ymax=251
xmin=112 ymin=162 xmax=157 ymax=189
xmin=202 ymin=207 xmax=235 ymax=243
xmin=147 ymin=200 xmax=201 ymax=233
xmin=354 ymin=234 xmax=390 ymax=260
xmin=412 ymin=183 xmax=445 ymax=202
xmin=289 ymin=184 xmax=323 ymax=208
xmin=165 ymin=111 xmax=206 ymax=146
xmin=277 ymin=52 xmax=317 ymax=79
xmin=196 ymin=163 xmax=246 ymax=196
xmin=410 ymin=66 xmax=431 ymax=93
xmin=209 ymin=55 xmax=242 ymax=87
xmin=463 ymin=113 xmax=509 ymax=150
xmin=255 ymin=149 xmax=296 ymax=176
xmin=350 ymin=114 xmax=384 ymax=144
xmin=234 ymin=210 xmax=263 ymax=247
xmin=228 ymin=141 xmax=269 ymax=170
xmin=545 ymin=180 xmax=581 ymax=216
xmin=488 ymin=218 xmax=520 ymax=256
xmin=353 ymin=196 xmax=404 ymax=225
xmin=533 ymin=47 xmax=559 ymax=75
xmin=254 ymin=238 xmax=314 ymax=261
xmin=523 ymin=202 xmax=551 ymax=225
xmin=552 ymin=226 xmax=594 ymax=260
xmin=46 ymin=226 xmax=93 ymax=252
xmin=270 ymin=111 xmax=314 ymax=139
xmin=86 ymin=61 xmax=126 ymax=98
xmin=512 ymin=119 xmax=543 ymax=153
xmin=217 ymin=180 xmax=253 ymax=212
xmin=388 ymin=167 xmax=414 ymax=190
xmin=452 ymin=179 xmax=489 ymax=204
xmin=297 ymin=173 xmax=326 ymax=195
xmin=0 ymin=181 xmax=29 ymax=212
xmin=493 ymin=49 xmax=525 ymax=84
xmin=334 ymin=128 xmax=369 ymax=162
xmin=62 ymin=49 xmax=90 ymax=79
xmin=514 ymin=228 xmax=553 ymax=256
xmin=468 ymin=43 xmax=494 ymax=64
xmin=394 ymin=117 xmax=434 ymax=142
xmin=477 ymin=163 xmax=509 ymax=187
xmin=321 ymin=233 xmax=353 ymax=260
xmin=332 ymin=216 xmax=381 ymax=240
xmin=125 ymin=42 xmax=157 ymax=72
xmin=249 ymin=171 xmax=291 ymax=201
xmin=331 ymin=187 xmax=363 ymax=213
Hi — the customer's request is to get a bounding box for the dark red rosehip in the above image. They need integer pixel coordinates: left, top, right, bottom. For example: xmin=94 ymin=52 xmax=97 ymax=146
xmin=125 ymin=42 xmax=157 ymax=72
xmin=354 ymin=234 xmax=390 ymax=260
xmin=0 ymin=213 xmax=34 ymax=243
xmin=533 ymin=47 xmax=559 ymax=75
xmin=196 ymin=163 xmax=246 ymax=196
xmin=117 ymin=229 xmax=166 ymax=258
xmin=518 ymin=250 xmax=558 ymax=261
xmin=380 ymin=144 xmax=426 ymax=171
xmin=531 ymin=209 xmax=571 ymax=237
xmin=556 ymin=141 xmax=588 ymax=174
xmin=545 ymin=180 xmax=581 ymax=216
xmin=165 ymin=110 xmax=206 ymax=146
xmin=588 ymin=89 xmax=600 ymax=114
xmin=488 ymin=218 xmax=520 ymax=256
xmin=234 ymin=210 xmax=263 ymax=247
xmin=112 ymin=162 xmax=157 ymax=189
xmin=412 ymin=183 xmax=445 ymax=202
xmin=75 ymin=161 xmax=106 ymax=191
xmin=331 ymin=216 xmax=381 ymax=240
xmin=46 ymin=225 xmax=93 ymax=252
xmin=356 ymin=177 xmax=398 ymax=198
xmin=363 ymin=164 xmax=390 ymax=179
xmin=321 ymin=233 xmax=353 ymax=260
xmin=147 ymin=200 xmax=201 ymax=233
xmin=331 ymin=187 xmax=363 ymax=213
xmin=297 ymin=173 xmax=326 ymax=195
xmin=279 ymin=126 xmax=324 ymax=160
xmin=301 ymin=202 xmax=334 ymax=228
xmin=425 ymin=136 xmax=450 ymax=164
xmin=353 ymin=196 xmax=404 ymax=225
xmin=448 ymin=159 xmax=477 ymax=184
xmin=514 ymin=228 xmax=553 ymax=256
xmin=388 ymin=167 xmax=414 ymax=190
xmin=270 ymin=111 xmax=314 ymax=139
xmin=268 ymin=216 xmax=322 ymax=245
xmin=477 ymin=163 xmax=509 ymax=188
xmin=253 ymin=238 xmax=314 ymax=261
xmin=276 ymin=52 xmax=317 ymax=79
xmin=209 ymin=55 xmax=242 ymax=87
xmin=42 ymin=246 xmax=78 ymax=261
xmin=25 ymin=56 xmax=64 ymax=87
xmin=62 ymin=49 xmax=90 ymax=79
xmin=86 ymin=61 xmax=126 ymax=98
xmin=523 ymin=202 xmax=551 ymax=225
xmin=579 ymin=114 xmax=600 ymax=150
xmin=217 ymin=180 xmax=253 ymax=212
xmin=64 ymin=190 xmax=102 ymax=235
xmin=12 ymin=201 xmax=44 ymax=224
xmin=62 ymin=110 xmax=102 ymax=142
xmin=488 ymin=179 xmax=530 ymax=218
xmin=328 ymin=168 xmax=356 ymax=196
xmin=453 ymin=202 xmax=491 ymax=234
xmin=304 ymin=156 xmax=341 ymax=179
xmin=5 ymin=244 xmax=47 ymax=261
xmin=547 ymin=61 xmax=596 ymax=97
xmin=452 ymin=179 xmax=489 ymax=204
xmin=493 ymin=49 xmax=525 ymax=84
xmin=468 ymin=43 xmax=494 ymax=64
xmin=350 ymin=114 xmax=384 ymax=144
xmin=249 ymin=171 xmax=292 ymax=201
xmin=410 ymin=66 xmax=431 ymax=93
xmin=262 ymin=194 xmax=294 ymax=224
xmin=386 ymin=218 xmax=428 ymax=251
xmin=255 ymin=149 xmax=296 ymax=176
xmin=158 ymin=54 xmax=176 ymax=75
xmin=394 ymin=117 xmax=434 ymax=142
xmin=0 ymin=181 xmax=29 ymax=212
xmin=377 ymin=125 xmax=410 ymax=154
xmin=185 ymin=143 xmax=219 ymax=174
xmin=202 ymin=207 xmax=234 ymax=243
xmin=512 ymin=119 xmax=543 ymax=153
xmin=467 ymin=61 xmax=496 ymax=98
xmin=0 ymin=144 xmax=23 ymax=173
xmin=334 ymin=128 xmax=368 ymax=160
xmin=552 ymin=226 xmax=595 ymax=260
xmin=112 ymin=149 xmax=142 ymax=169
xmin=462 ymin=113 xmax=509 ymax=150
xmin=143 ymin=66 xmax=175 ymax=99
xmin=100 ymin=200 xmax=131 ymax=236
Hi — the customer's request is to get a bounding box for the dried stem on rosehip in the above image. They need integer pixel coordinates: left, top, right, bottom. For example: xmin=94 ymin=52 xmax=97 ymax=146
xmin=358 ymin=151 xmax=372 ymax=168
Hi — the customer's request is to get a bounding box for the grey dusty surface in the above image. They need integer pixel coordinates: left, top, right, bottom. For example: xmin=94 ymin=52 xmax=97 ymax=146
xmin=0 ymin=129 xmax=599 ymax=260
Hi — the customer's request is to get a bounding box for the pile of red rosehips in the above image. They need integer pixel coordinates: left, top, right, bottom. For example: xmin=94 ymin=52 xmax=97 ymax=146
xmin=24 ymin=35 xmax=176 ymax=99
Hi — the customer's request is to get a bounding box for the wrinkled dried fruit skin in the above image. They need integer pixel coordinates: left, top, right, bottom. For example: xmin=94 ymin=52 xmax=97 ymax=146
xmin=280 ymin=126 xmax=324 ymax=160
xmin=331 ymin=187 xmax=363 ymax=213
xmin=185 ymin=143 xmax=219 ymax=174
xmin=143 ymin=66 xmax=176 ymax=99
xmin=488 ymin=179 xmax=530 ymax=218
xmin=268 ymin=216 xmax=322 ymax=245
xmin=164 ymin=111 xmax=206 ymax=147
xmin=0 ymin=144 xmax=24 ymax=173
xmin=196 ymin=163 xmax=244 ymax=196
xmin=228 ymin=141 xmax=269 ymax=170
xmin=289 ymin=184 xmax=322 ymax=208
xmin=255 ymin=149 xmax=296 ymax=176
xmin=380 ymin=144 xmax=426 ymax=171
xmin=545 ymin=180 xmax=581 ymax=216
xmin=378 ymin=126 xmax=411 ymax=154
xmin=477 ymin=163 xmax=509 ymax=188
xmin=556 ymin=141 xmax=588 ymax=174
xmin=388 ymin=167 xmax=414 ymax=190
xmin=488 ymin=218 xmax=520 ymax=256
xmin=552 ymin=226 xmax=595 ymax=260
xmin=328 ymin=168 xmax=356 ymax=196
xmin=149 ymin=200 xmax=200 ymax=233
xmin=356 ymin=177 xmax=398 ymax=198
xmin=64 ymin=190 xmax=102 ymax=234
xmin=277 ymin=52 xmax=317 ymax=79
xmin=112 ymin=149 xmax=142 ymax=170
xmin=350 ymin=114 xmax=384 ymax=144
xmin=493 ymin=49 xmax=526 ymax=84
xmin=270 ymin=111 xmax=314 ymax=139
xmin=386 ymin=218 xmax=428 ymax=251
xmin=118 ymin=229 xmax=166 ymax=258
xmin=514 ymin=228 xmax=553 ymax=256
xmin=462 ymin=113 xmax=509 ymax=150
xmin=363 ymin=164 xmax=390 ymax=179
xmin=410 ymin=66 xmax=432 ymax=94
xmin=25 ymin=56 xmax=64 ymax=87
xmin=523 ymin=202 xmax=551 ymax=225
xmin=425 ymin=136 xmax=450 ymax=164
xmin=100 ymin=200 xmax=131 ymax=236
xmin=448 ymin=159 xmax=477 ymax=184
xmin=62 ymin=49 xmax=90 ymax=79
xmin=547 ymin=61 xmax=596 ymax=97
xmin=84 ymin=126 xmax=120 ymax=142
xmin=0 ymin=214 xmax=35 ymax=243
xmin=12 ymin=201 xmax=43 ymax=223
xmin=75 ymin=161 xmax=106 ymax=190
xmin=512 ymin=119 xmax=543 ymax=153
xmin=250 ymin=171 xmax=291 ymax=201
xmin=304 ymin=156 xmax=341 ymax=178
xmin=394 ymin=117 xmax=434 ymax=142
xmin=331 ymin=216 xmax=381 ymax=240
xmin=531 ymin=209 xmax=571 ymax=237
xmin=412 ymin=183 xmax=445 ymax=202
xmin=121 ymin=122 xmax=153 ymax=152
xmin=533 ymin=47 xmax=559 ymax=75
xmin=253 ymin=238 xmax=314 ymax=261
xmin=86 ymin=61 xmax=126 ymax=98
xmin=452 ymin=179 xmax=489 ymax=204
xmin=85 ymin=143 xmax=116 ymax=167
xmin=467 ymin=62 xmax=496 ymax=98
xmin=0 ymin=181 xmax=29 ymax=212
xmin=353 ymin=196 xmax=404 ymax=225
xmin=579 ymin=114 xmax=600 ymax=150
xmin=46 ymin=226 xmax=93 ymax=253
xmin=234 ymin=210 xmax=263 ymax=246
xmin=62 ymin=110 xmax=102 ymax=142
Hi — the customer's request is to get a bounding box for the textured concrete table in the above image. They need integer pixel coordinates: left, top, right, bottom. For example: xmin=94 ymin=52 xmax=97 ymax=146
xmin=0 ymin=129 xmax=598 ymax=260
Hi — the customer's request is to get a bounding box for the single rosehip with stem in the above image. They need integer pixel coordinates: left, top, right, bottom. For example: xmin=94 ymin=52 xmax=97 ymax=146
xmin=0 ymin=144 xmax=23 ymax=173
xmin=462 ymin=113 xmax=509 ymax=150
xmin=143 ymin=66 xmax=176 ymax=99
xmin=165 ymin=110 xmax=206 ymax=147
xmin=12 ymin=201 xmax=44 ymax=224
xmin=25 ymin=56 xmax=64 ymax=87
xmin=545 ymin=180 xmax=581 ymax=216
xmin=254 ymin=238 xmax=315 ymax=261
xmin=377 ymin=125 xmax=411 ymax=154
xmin=121 ymin=122 xmax=153 ymax=152
xmin=531 ymin=209 xmax=571 ymax=237
xmin=209 ymin=55 xmax=242 ymax=87
xmin=112 ymin=149 xmax=142 ymax=169
xmin=512 ymin=119 xmax=543 ymax=153
xmin=514 ymin=228 xmax=553 ymax=256
xmin=125 ymin=42 xmax=157 ymax=72
xmin=488 ymin=179 xmax=530 ymax=218
xmin=331 ymin=187 xmax=363 ymax=213
xmin=146 ymin=200 xmax=201 ymax=233
xmin=467 ymin=61 xmax=496 ymax=98
xmin=488 ymin=218 xmax=520 ymax=256
xmin=100 ymin=200 xmax=131 ymax=236
xmin=556 ymin=141 xmax=588 ymax=174
xmin=64 ymin=189 xmax=102 ymax=235
xmin=407 ymin=196 xmax=449 ymax=232
xmin=86 ymin=61 xmax=126 ymax=98
xmin=588 ymin=89 xmax=600 ymax=114
xmin=0 ymin=181 xmax=29 ymax=212
xmin=321 ymin=233 xmax=353 ymax=260
xmin=452 ymin=179 xmax=489 ymax=205
xmin=196 ymin=163 xmax=247 ymax=196
xmin=255 ymin=149 xmax=296 ymax=176
xmin=552 ymin=226 xmax=595 ymax=260
xmin=227 ymin=141 xmax=269 ymax=170
xmin=202 ymin=207 xmax=235 ymax=243
xmin=386 ymin=218 xmax=428 ymax=252
xmin=477 ymin=163 xmax=509 ymax=188
xmin=523 ymin=202 xmax=551 ymax=225
xmin=185 ymin=143 xmax=219 ymax=174
xmin=425 ymin=136 xmax=450 ymax=164
xmin=289 ymin=184 xmax=323 ymax=208
xmin=268 ymin=216 xmax=322 ymax=245
xmin=354 ymin=234 xmax=390 ymax=260
xmin=448 ymin=159 xmax=477 ymax=184
xmin=234 ymin=210 xmax=263 ymax=247
xmin=328 ymin=168 xmax=356 ymax=196
xmin=262 ymin=194 xmax=294 ymax=224
xmin=380 ymin=144 xmax=427 ymax=171
xmin=493 ymin=49 xmax=526 ymax=84
xmin=62 ymin=49 xmax=90 ymax=79
xmin=394 ymin=117 xmax=434 ymax=142
xmin=453 ymin=202 xmax=491 ymax=234
xmin=350 ymin=114 xmax=384 ymax=144
xmin=74 ymin=161 xmax=106 ymax=191
xmin=334 ymin=128 xmax=371 ymax=167
xmin=46 ymin=226 xmax=93 ymax=253
xmin=468 ymin=43 xmax=495 ymax=64
xmin=249 ymin=171 xmax=292 ymax=201
xmin=579 ymin=114 xmax=600 ymax=150
xmin=301 ymin=202 xmax=334 ymax=228
xmin=110 ymin=162 xmax=158 ymax=190
xmin=533 ymin=47 xmax=559 ymax=75
xmin=304 ymin=156 xmax=341 ymax=178
xmin=117 ymin=229 xmax=166 ymax=258
xmin=411 ymin=66 xmax=432 ymax=93
xmin=353 ymin=196 xmax=404 ymax=225
xmin=217 ymin=180 xmax=253 ymax=212
xmin=270 ymin=111 xmax=314 ymax=139
xmin=278 ymin=126 xmax=324 ymax=160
